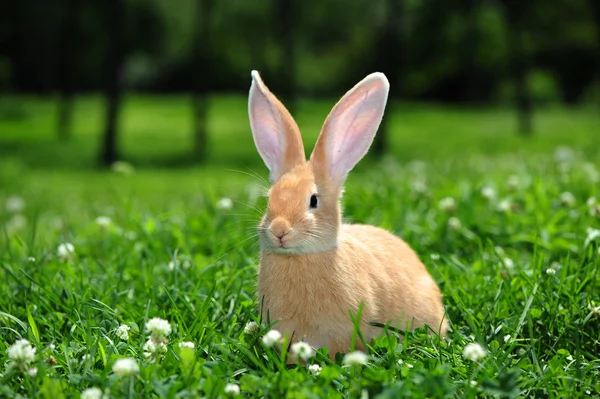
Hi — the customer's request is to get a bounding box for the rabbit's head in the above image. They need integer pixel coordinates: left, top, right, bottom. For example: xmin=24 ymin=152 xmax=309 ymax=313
xmin=248 ymin=71 xmax=389 ymax=254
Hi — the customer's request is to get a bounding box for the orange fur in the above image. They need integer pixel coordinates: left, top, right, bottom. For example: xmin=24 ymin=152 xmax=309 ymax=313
xmin=249 ymin=71 xmax=448 ymax=360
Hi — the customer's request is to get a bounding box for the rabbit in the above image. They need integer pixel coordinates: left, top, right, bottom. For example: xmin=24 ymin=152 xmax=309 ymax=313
xmin=248 ymin=70 xmax=448 ymax=359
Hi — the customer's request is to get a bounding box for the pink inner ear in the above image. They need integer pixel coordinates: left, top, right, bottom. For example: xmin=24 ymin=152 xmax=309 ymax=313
xmin=249 ymin=81 xmax=284 ymax=179
xmin=326 ymin=76 xmax=388 ymax=180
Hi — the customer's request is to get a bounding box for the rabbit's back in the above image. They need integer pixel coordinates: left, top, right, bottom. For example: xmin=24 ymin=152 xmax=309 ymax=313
xmin=341 ymin=224 xmax=448 ymax=334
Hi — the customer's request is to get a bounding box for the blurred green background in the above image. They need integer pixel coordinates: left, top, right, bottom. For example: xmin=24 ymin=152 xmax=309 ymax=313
xmin=0 ymin=4 xmax=599 ymax=395
xmin=0 ymin=0 xmax=599 ymax=189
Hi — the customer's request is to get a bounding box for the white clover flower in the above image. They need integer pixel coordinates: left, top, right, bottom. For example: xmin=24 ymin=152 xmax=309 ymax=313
xmin=583 ymin=162 xmax=599 ymax=182
xmin=588 ymin=301 xmax=600 ymax=316
xmin=507 ymin=175 xmax=520 ymax=190
xmin=438 ymin=197 xmax=456 ymax=212
xmin=262 ymin=329 xmax=282 ymax=347
xmin=168 ymin=261 xmax=176 ymax=271
xmin=5 ymin=196 xmax=25 ymax=213
xmin=497 ymin=199 xmax=512 ymax=212
xmin=503 ymin=335 xmax=512 ymax=343
xmin=95 ymin=216 xmax=112 ymax=227
xmin=554 ymin=146 xmax=575 ymax=162
xmin=481 ymin=186 xmax=496 ymax=200
xmin=546 ymin=268 xmax=556 ymax=275
xmin=585 ymin=228 xmax=600 ymax=247
xmin=586 ymin=197 xmax=596 ymax=207
xmin=81 ymin=387 xmax=103 ymax=399
xmin=216 ymin=197 xmax=233 ymax=211
xmin=550 ymin=261 xmax=561 ymax=270
xmin=7 ymin=339 xmax=36 ymax=366
xmin=224 ymin=383 xmax=240 ymax=396
xmin=469 ymin=380 xmax=478 ymax=388
xmin=145 ymin=317 xmax=171 ymax=338
xmin=411 ymin=180 xmax=427 ymax=194
xmin=290 ymin=341 xmax=315 ymax=360
xmin=398 ymin=359 xmax=413 ymax=368
xmin=6 ymin=214 xmax=27 ymax=232
xmin=308 ymin=364 xmax=322 ymax=376
xmin=503 ymin=258 xmax=515 ymax=269
xmin=447 ymin=217 xmax=462 ymax=230
xmin=111 ymin=161 xmax=134 ymax=174
xmin=463 ymin=343 xmax=487 ymax=362
xmin=430 ymin=253 xmax=440 ymax=260
xmin=124 ymin=231 xmax=137 ymax=240
xmin=560 ymin=192 xmax=576 ymax=207
xmin=27 ymin=367 xmax=38 ymax=377
xmin=407 ymin=159 xmax=427 ymax=172
xmin=115 ymin=324 xmax=130 ymax=340
xmin=27 ymin=256 xmax=36 ymax=262
xmin=143 ymin=338 xmax=167 ymax=356
xmin=112 ymin=358 xmax=139 ymax=377
xmin=178 ymin=341 xmax=195 ymax=350
xmin=57 ymin=243 xmax=75 ymax=260
xmin=343 ymin=351 xmax=369 ymax=366
xmin=244 ymin=321 xmax=259 ymax=335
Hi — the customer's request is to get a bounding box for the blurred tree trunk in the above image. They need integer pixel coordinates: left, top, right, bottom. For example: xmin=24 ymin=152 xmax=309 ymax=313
xmin=589 ymin=0 xmax=600 ymax=106
xmin=57 ymin=0 xmax=78 ymax=142
xmin=275 ymin=0 xmax=296 ymax=114
xmin=372 ymin=0 xmax=404 ymax=156
xmin=461 ymin=0 xmax=479 ymax=102
xmin=100 ymin=0 xmax=125 ymax=165
xmin=503 ymin=1 xmax=533 ymax=135
xmin=191 ymin=0 xmax=213 ymax=162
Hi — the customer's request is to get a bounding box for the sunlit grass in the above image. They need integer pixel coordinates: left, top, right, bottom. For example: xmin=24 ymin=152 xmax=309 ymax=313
xmin=0 ymin=97 xmax=599 ymax=397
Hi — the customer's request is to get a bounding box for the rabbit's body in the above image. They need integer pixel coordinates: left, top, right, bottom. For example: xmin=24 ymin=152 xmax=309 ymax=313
xmin=258 ymin=214 xmax=447 ymax=355
xmin=248 ymin=70 xmax=447 ymax=358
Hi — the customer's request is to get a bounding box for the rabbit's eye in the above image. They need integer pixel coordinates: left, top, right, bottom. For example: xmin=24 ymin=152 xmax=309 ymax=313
xmin=309 ymin=194 xmax=318 ymax=209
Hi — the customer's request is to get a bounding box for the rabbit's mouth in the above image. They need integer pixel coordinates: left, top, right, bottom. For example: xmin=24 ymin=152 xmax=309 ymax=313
xmin=260 ymin=231 xmax=304 ymax=254
xmin=268 ymin=237 xmax=298 ymax=253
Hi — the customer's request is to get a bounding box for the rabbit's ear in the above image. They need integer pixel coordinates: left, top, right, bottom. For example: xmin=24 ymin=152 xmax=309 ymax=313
xmin=310 ymin=73 xmax=389 ymax=185
xmin=249 ymin=70 xmax=305 ymax=182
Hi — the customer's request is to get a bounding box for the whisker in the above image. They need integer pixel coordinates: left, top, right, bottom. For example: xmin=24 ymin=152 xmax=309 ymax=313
xmin=226 ymin=168 xmax=270 ymax=189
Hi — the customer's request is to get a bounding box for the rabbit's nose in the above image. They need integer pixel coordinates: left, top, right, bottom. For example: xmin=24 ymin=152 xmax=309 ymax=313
xmin=269 ymin=218 xmax=292 ymax=241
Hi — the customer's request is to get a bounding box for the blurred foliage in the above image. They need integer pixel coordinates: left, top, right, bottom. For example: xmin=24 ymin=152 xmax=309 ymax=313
xmin=1 ymin=0 xmax=598 ymax=104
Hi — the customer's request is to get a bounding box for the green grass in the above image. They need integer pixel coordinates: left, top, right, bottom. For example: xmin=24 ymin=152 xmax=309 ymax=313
xmin=0 ymin=95 xmax=599 ymax=398
xmin=1 ymin=94 xmax=599 ymax=169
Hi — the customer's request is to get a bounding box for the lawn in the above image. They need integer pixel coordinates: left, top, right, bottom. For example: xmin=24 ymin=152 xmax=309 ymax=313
xmin=0 ymin=95 xmax=599 ymax=398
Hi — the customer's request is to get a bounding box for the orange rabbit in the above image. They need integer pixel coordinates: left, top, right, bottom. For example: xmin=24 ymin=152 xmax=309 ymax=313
xmin=248 ymin=70 xmax=448 ymax=358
